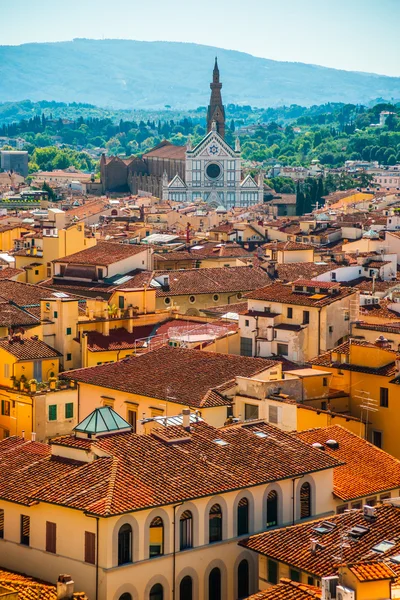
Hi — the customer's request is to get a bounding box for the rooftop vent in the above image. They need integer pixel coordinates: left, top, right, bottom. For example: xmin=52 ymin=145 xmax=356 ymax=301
xmin=213 ymin=438 xmax=229 ymax=447
xmin=312 ymin=442 xmax=325 ymax=451
xmin=363 ymin=505 xmax=377 ymax=520
xmin=325 ymin=439 xmax=339 ymax=450
xmin=349 ymin=524 xmax=369 ymax=539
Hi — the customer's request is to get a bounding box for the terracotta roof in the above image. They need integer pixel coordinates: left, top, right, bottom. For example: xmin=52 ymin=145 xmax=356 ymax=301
xmin=201 ymin=301 xmax=249 ymax=315
xmin=272 ymin=262 xmax=338 ymax=283
xmin=0 ymin=568 xmax=87 ymax=600
xmin=142 ymin=140 xmax=186 ymax=160
xmin=309 ymin=340 xmax=398 ymax=376
xmin=348 ymin=560 xmax=395 ymax=582
xmin=263 ymin=241 xmax=315 ymax=251
xmin=296 ymin=425 xmax=400 ymax=501
xmin=85 ymin=326 xmax=155 ymax=351
xmin=0 ymin=301 xmax=39 ymax=328
xmin=0 ymin=420 xmax=339 ymax=516
xmin=0 ymin=268 xmax=24 ymax=280
xmin=240 ymin=502 xmax=400 ymax=579
xmin=0 ymin=337 xmax=61 ymax=360
xmin=359 ymin=299 xmax=400 ymax=321
xmin=293 ymin=279 xmax=341 ymax=289
xmin=61 ymin=346 xmax=279 ymax=408
xmin=246 ymin=579 xmax=321 ymax=599
xmin=246 ymin=282 xmax=356 ymax=308
xmin=54 ymin=241 xmax=148 ymax=266
xmin=154 ymin=266 xmax=271 ymax=297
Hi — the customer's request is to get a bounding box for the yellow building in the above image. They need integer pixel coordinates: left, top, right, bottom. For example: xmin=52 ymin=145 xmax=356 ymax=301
xmin=310 ymin=338 xmax=400 ymax=458
xmin=263 ymin=241 xmax=315 ymax=264
xmin=0 ymin=407 xmax=339 ymax=600
xmin=0 ymin=224 xmax=31 ymax=252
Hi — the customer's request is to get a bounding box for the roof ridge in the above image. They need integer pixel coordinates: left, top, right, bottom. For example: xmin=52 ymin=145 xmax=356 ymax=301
xmin=103 ymin=456 xmax=120 ymax=516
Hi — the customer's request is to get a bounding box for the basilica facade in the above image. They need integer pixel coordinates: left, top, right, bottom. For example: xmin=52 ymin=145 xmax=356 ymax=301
xmin=162 ymin=59 xmax=263 ymax=208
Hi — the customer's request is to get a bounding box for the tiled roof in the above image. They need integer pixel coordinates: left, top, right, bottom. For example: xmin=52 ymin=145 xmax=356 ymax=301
xmin=85 ymin=325 xmax=155 ymax=351
xmin=359 ymin=299 xmax=400 ymax=320
xmin=309 ymin=340 xmax=398 ymax=376
xmin=348 ymin=560 xmax=395 ymax=582
xmin=0 ymin=267 xmax=24 ymax=280
xmin=240 ymin=502 xmax=400 ymax=578
xmin=272 ymin=262 xmax=337 ymax=283
xmin=0 ymin=568 xmax=87 ymax=600
xmin=0 ymin=420 xmax=339 ymax=515
xmin=0 ymin=280 xmax=81 ymax=309
xmin=246 ymin=282 xmax=356 ymax=308
xmin=61 ymin=346 xmax=278 ymax=408
xmin=0 ymin=301 xmax=39 ymax=327
xmin=142 ymin=140 xmax=186 ymax=160
xmin=201 ymin=301 xmax=248 ymax=315
xmin=246 ymin=579 xmax=321 ymax=599
xmin=54 ymin=241 xmax=148 ymax=266
xmin=154 ymin=266 xmax=271 ymax=297
xmin=263 ymin=241 xmax=315 ymax=251
xmin=293 ymin=279 xmax=340 ymax=289
xmin=296 ymin=425 xmax=400 ymax=501
xmin=0 ymin=337 xmax=62 ymax=360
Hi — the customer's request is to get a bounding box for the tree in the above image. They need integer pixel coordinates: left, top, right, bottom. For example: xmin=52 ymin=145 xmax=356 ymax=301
xmin=296 ymin=181 xmax=305 ymax=216
xmin=42 ymin=181 xmax=56 ymax=201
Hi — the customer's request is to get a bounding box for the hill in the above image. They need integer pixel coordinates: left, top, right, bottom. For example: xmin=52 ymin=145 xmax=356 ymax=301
xmin=1 ymin=39 xmax=400 ymax=109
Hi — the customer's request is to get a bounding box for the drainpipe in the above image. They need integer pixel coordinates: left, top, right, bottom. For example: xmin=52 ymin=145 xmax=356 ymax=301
xmin=172 ymin=502 xmax=183 ymax=600
xmin=95 ymin=517 xmax=99 ymax=600
xmin=317 ymin=308 xmax=321 ymax=357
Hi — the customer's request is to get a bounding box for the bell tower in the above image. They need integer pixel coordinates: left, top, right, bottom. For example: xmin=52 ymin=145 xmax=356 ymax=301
xmin=207 ymin=57 xmax=226 ymax=138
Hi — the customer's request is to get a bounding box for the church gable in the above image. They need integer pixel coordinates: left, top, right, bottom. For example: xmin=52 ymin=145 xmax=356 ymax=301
xmin=167 ymin=174 xmax=187 ymax=189
xmin=240 ymin=174 xmax=259 ymax=188
xmin=190 ymin=131 xmax=237 ymax=159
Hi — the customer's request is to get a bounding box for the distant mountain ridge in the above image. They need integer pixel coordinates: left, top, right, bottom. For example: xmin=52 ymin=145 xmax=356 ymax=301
xmin=0 ymin=39 xmax=399 ymax=109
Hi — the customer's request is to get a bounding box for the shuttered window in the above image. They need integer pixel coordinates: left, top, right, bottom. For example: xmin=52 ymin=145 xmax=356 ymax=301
xmin=268 ymin=405 xmax=282 ymax=425
xmin=46 ymin=521 xmax=56 ymax=553
xmin=20 ymin=515 xmax=30 ymax=546
xmin=65 ymin=403 xmax=74 ymax=419
xmin=85 ymin=531 xmax=96 ymax=564
xmin=0 ymin=509 xmax=4 ymax=538
xmin=48 ymin=405 xmax=57 ymax=421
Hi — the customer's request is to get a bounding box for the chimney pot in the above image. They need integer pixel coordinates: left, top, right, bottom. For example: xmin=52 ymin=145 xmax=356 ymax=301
xmin=57 ymin=575 xmax=74 ymax=600
xmin=22 ymin=430 xmax=25 ymax=439
xmin=31 ymin=432 xmax=36 ymax=442
xmin=182 ymin=408 xmax=190 ymax=431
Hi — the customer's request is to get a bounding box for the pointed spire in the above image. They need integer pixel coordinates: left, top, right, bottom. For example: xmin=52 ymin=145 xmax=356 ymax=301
xmin=207 ymin=58 xmax=225 ymax=138
xmin=235 ymin=137 xmax=241 ymax=152
xmin=186 ymin=135 xmax=192 ymax=151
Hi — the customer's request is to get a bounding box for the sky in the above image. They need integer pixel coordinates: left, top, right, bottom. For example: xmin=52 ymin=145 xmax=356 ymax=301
xmin=2 ymin=0 xmax=400 ymax=77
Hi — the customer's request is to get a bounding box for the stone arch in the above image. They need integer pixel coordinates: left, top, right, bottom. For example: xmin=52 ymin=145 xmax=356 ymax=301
xmin=112 ymin=514 xmax=140 ymax=566
xmin=296 ymin=476 xmax=316 ymax=520
xmin=144 ymin=574 xmax=170 ymax=600
xmin=203 ymin=495 xmax=229 ymax=543
xmin=175 ymin=501 xmax=200 ymax=549
xmin=233 ymin=550 xmax=258 ymax=599
xmin=113 ymin=583 xmax=139 ymax=600
xmin=204 ymin=559 xmax=228 ymax=600
xmin=185 ymin=307 xmax=200 ymax=316
xmin=262 ymin=483 xmax=284 ymax=529
xmin=233 ymin=489 xmax=255 ymax=535
xmin=176 ymin=566 xmax=200 ymax=600
xmin=144 ymin=507 xmax=171 ymax=559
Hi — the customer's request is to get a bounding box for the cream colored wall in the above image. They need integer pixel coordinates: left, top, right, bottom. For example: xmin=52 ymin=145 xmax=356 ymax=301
xmin=156 ymin=291 xmax=245 ymax=315
xmin=34 ymin=388 xmax=78 ymax=441
xmin=199 ymin=332 xmax=240 ymax=355
xmin=0 ymin=464 xmax=334 ymax=600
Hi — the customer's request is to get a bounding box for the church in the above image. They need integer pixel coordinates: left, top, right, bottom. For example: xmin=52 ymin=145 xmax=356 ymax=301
xmin=100 ymin=59 xmax=263 ymax=208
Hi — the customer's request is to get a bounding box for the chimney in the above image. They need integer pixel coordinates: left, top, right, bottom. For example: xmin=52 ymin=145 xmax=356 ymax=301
xmin=266 ymin=260 xmax=277 ymax=278
xmin=22 ymin=430 xmax=25 ymax=440
xmin=182 ymin=408 xmax=190 ymax=431
xmin=57 ymin=575 xmax=74 ymax=600
xmin=31 ymin=432 xmax=36 ymax=442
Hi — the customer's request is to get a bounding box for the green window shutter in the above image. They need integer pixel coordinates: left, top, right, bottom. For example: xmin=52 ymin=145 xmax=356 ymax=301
xmin=48 ymin=405 xmax=57 ymax=421
xmin=65 ymin=403 xmax=74 ymax=419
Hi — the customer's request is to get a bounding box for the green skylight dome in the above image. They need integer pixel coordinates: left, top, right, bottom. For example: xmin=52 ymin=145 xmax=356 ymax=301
xmin=74 ymin=406 xmax=132 ymax=437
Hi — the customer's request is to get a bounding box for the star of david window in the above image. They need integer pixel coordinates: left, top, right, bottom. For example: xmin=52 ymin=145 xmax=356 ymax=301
xmin=208 ymin=143 xmax=220 ymax=156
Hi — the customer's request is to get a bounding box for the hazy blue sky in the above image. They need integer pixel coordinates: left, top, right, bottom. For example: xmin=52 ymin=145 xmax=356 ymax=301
xmin=2 ymin=0 xmax=400 ymax=76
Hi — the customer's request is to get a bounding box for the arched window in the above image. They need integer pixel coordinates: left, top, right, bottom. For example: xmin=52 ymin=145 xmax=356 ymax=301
xmin=180 ymin=575 xmax=193 ymax=600
xmin=149 ymin=517 xmax=164 ymax=557
xmin=237 ymin=498 xmax=249 ymax=536
xmin=209 ymin=504 xmax=222 ymax=543
xmin=266 ymin=490 xmax=278 ymax=527
xmin=180 ymin=510 xmax=193 ymax=550
xmin=237 ymin=559 xmax=249 ymax=599
xmin=300 ymin=482 xmax=312 ymax=519
xmin=118 ymin=524 xmax=132 ymax=565
xmin=149 ymin=584 xmax=163 ymax=600
xmin=209 ymin=567 xmax=221 ymax=600
xmin=119 ymin=595 xmax=132 ymax=600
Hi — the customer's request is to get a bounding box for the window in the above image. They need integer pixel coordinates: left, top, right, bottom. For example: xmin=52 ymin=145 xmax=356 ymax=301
xmin=180 ymin=576 xmax=193 ymax=600
xmin=85 ymin=531 xmax=95 ymax=564
xmin=209 ymin=504 xmax=222 ymax=543
xmin=65 ymin=403 xmax=74 ymax=419
xmin=366 ymin=497 xmax=377 ymax=506
xmin=149 ymin=584 xmax=164 ymax=600
xmin=46 ymin=521 xmax=56 ymax=553
xmin=303 ymin=311 xmax=310 ymax=325
xmin=118 ymin=296 xmax=125 ymax=309
xmin=66 ymin=327 xmax=72 ymax=335
xmin=240 ymin=337 xmax=253 ymax=357
xmin=290 ymin=569 xmax=301 ymax=582
xmin=300 ymin=482 xmax=312 ymax=519
xmin=323 ymin=377 xmax=328 ymax=387
xmin=380 ymin=387 xmax=389 ymax=408
xmin=149 ymin=517 xmax=164 ymax=557
xmin=307 ymin=576 xmax=314 ymax=586
xmin=237 ymin=559 xmax=249 ymax=599
xmin=179 ymin=510 xmax=193 ymax=550
xmin=372 ymin=430 xmax=382 ymax=448
xmin=245 ymin=319 xmax=249 ymax=327
xmin=268 ymin=405 xmax=281 ymax=425
xmin=53 ymin=311 xmax=58 ymax=318
xmin=48 ymin=405 xmax=57 ymax=421
xmin=244 ymin=403 xmax=259 ymax=421
xmin=3 ymin=363 xmax=9 ymax=379
xmin=287 ymin=307 xmax=293 ymax=319
xmin=351 ymin=501 xmax=362 ymax=509
xmin=380 ymin=493 xmax=391 ymax=501
xmin=267 ymin=559 xmax=278 ymax=584
xmin=237 ymin=498 xmax=249 ymax=536
xmin=20 ymin=515 xmax=30 ymax=546
xmin=277 ymin=343 xmax=288 ymax=356
xmin=97 ymin=268 xmax=104 ymax=280
xmin=267 ymin=490 xmax=278 ymax=527
xmin=209 ymin=567 xmax=221 ymax=600
xmin=127 ymin=409 xmax=137 ymax=432
xmin=329 ymin=326 xmax=333 ymax=334
xmin=119 ymin=595 xmax=132 ymax=600
xmin=336 ymin=504 xmax=349 ymax=514
xmin=66 ymin=353 xmax=72 ymax=362
xmin=321 ymin=401 xmax=327 ymax=411
xmin=0 ymin=509 xmax=3 ymax=538
xmin=1 ymin=400 xmax=10 ymax=417
xmin=118 ymin=524 xmax=132 ymax=565
xmin=213 ymin=294 xmax=219 ymax=302
xmin=189 ymin=295 xmax=196 ymax=304
xmin=164 ymin=297 xmax=171 ymax=305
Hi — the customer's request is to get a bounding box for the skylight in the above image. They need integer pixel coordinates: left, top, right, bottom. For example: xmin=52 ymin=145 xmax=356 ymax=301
xmin=372 ymin=540 xmax=395 ymax=553
xmin=313 ymin=521 xmax=337 ymax=535
xmin=52 ymin=292 xmax=69 ymax=298
xmin=213 ymin=439 xmax=229 ymax=446
xmin=349 ymin=525 xmax=369 ymax=539
xmin=390 ymin=555 xmax=400 ymax=564
xmin=254 ymin=431 xmax=268 ymax=439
